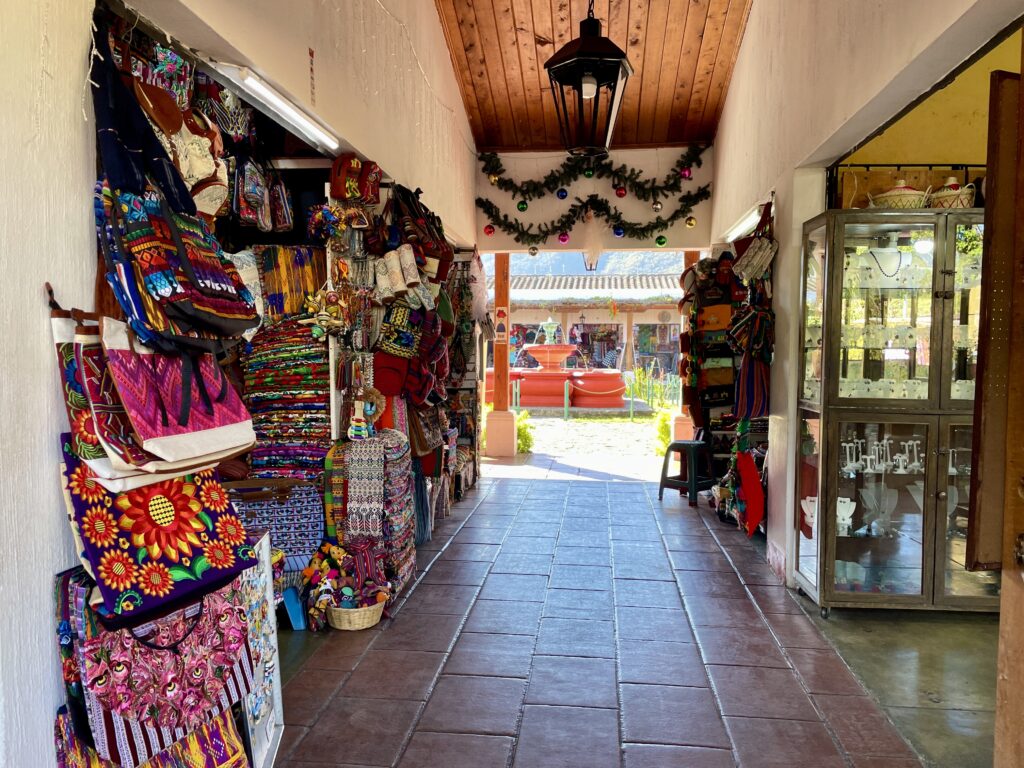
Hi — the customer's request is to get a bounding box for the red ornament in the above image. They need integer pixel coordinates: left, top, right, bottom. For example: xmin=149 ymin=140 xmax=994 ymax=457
xmin=615 ymin=186 xmax=627 ymax=198
xmin=483 ymin=224 xmax=495 ymax=236
xmin=680 ymin=167 xmax=693 ymax=180
xmin=558 ymin=232 xmax=570 ymax=244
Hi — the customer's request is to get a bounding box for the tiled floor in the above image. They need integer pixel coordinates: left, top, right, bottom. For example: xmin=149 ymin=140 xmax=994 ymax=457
xmin=277 ymin=478 xmax=923 ymax=768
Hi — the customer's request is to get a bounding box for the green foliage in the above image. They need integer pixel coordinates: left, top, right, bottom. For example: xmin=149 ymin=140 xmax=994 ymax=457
xmin=516 ymin=409 xmax=535 ymax=454
xmin=630 ymin=366 xmax=681 ymax=410
xmin=654 ymin=409 xmax=673 ymax=457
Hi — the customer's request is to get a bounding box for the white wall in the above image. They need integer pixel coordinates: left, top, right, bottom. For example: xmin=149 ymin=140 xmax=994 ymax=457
xmin=713 ymin=0 xmax=1024 ymax=580
xmin=0 ymin=2 xmax=97 ymax=765
xmin=129 ymin=0 xmax=479 ymax=244
xmin=478 ymin=147 xmax=713 ymax=253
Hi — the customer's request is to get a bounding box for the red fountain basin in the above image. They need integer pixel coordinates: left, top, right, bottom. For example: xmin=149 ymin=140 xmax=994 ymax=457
xmin=524 ymin=343 xmax=577 ymax=369
xmin=572 ymin=370 xmax=626 ymax=408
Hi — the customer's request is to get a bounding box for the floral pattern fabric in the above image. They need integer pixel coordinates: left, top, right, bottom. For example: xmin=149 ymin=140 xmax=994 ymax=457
xmin=61 ymin=440 xmax=256 ymax=622
xmin=80 ymin=579 xmax=251 ymax=732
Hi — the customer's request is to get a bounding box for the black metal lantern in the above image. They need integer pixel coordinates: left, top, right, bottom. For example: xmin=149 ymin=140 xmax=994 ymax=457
xmin=544 ymin=0 xmax=632 ymax=158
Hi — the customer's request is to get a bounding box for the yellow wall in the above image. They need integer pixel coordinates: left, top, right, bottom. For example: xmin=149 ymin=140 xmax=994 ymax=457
xmin=847 ymin=30 xmax=1021 ymax=165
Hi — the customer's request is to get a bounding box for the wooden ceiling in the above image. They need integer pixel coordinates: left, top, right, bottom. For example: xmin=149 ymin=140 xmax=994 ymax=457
xmin=434 ymin=0 xmax=753 ymax=152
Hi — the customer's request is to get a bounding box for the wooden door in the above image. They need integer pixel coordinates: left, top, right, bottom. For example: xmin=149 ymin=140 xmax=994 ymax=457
xmin=993 ymin=39 xmax=1024 ymax=768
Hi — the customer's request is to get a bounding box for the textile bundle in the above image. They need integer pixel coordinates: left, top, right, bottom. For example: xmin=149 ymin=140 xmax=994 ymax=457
xmin=243 ymin=319 xmax=331 ymax=480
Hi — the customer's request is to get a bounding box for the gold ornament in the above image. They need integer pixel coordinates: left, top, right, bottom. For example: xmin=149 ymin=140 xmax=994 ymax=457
xmin=488 ymin=173 xmax=500 ymax=186
xmin=685 ymin=216 xmax=698 ymax=229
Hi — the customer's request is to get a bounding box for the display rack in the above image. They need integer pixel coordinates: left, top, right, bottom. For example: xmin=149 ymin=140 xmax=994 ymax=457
xmin=796 ymin=209 xmax=997 ymax=614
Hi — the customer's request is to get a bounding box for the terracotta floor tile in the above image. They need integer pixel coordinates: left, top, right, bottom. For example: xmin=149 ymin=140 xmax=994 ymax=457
xmin=453 ymin=527 xmax=508 ymax=545
xmin=848 ymin=756 xmax=923 ymax=768
xmin=788 ymin=648 xmax=866 ymax=695
xmin=707 ymin=665 xmax=820 ymax=721
xmin=734 ymin=563 xmax=783 ymax=586
xmin=310 ymin=626 xmax=379 ymax=657
xmin=419 ymin=559 xmax=492 ymax=587
xmin=536 ymin=617 xmax=616 ymax=658
xmin=501 ymin=536 xmax=557 ymax=555
xmin=620 ymin=683 xmax=730 ymax=748
xmin=676 ymin=570 xmax=747 ymax=598
xmin=464 ymin=599 xmax=544 ymax=636
xmin=554 ymin=546 xmax=612 ymax=565
xmin=814 ymin=694 xmax=918 ymax=757
xmin=623 ymin=744 xmax=736 ymax=768
xmin=293 ymin=696 xmax=420 ymax=766
xmin=440 ymin=543 xmax=502 ymax=562
xmin=401 ymin=584 xmax=478 ymax=616
xmin=281 ymin=664 xmax=347 ymax=726
xmin=616 ymin=606 xmax=695 ymax=643
xmin=544 ymin=588 xmax=615 ymax=620
xmin=478 ymin=573 xmax=549 ymax=602
xmin=724 ymin=716 xmax=845 ymax=768
xmin=615 ymin=579 xmax=683 ymax=609
xmin=374 ymin=613 xmax=465 ymax=652
xmin=549 ymin=564 xmax=614 ymax=590
xmin=692 ymin=625 xmax=790 ymax=668
xmin=491 ymin=552 xmax=553 ymax=575
xmin=398 ymin=732 xmax=513 ymax=768
xmin=340 ymin=649 xmax=444 ymax=700
xmin=277 ymin=725 xmax=308 ymax=762
xmin=762 ymin=611 xmax=832 ymax=650
xmin=669 ymin=550 xmax=735 ymax=572
xmin=685 ymin=596 xmax=764 ymax=628
xmin=445 ymin=632 xmax=536 ymax=678
xmin=418 ymin=675 xmax=527 ymax=735
xmin=525 ymin=655 xmax=618 ymax=708
xmin=619 ymin=639 xmax=709 ymax=687
xmin=746 ymin=585 xmax=803 ymax=614
xmin=513 ymin=705 xmax=620 ymax=768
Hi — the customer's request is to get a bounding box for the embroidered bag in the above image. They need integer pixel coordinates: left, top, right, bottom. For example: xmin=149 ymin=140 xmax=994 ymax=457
xmin=101 ymin=318 xmax=255 ymax=463
xmin=60 ymin=446 xmax=257 ymax=623
xmin=375 ymin=299 xmax=424 ymax=359
xmin=330 ymin=153 xmax=363 ymax=201
xmin=223 ymin=479 xmax=324 ymax=571
xmin=269 ymin=173 xmax=294 ymax=232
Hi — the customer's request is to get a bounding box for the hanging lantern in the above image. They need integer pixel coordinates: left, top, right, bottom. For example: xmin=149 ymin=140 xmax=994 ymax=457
xmin=556 ymin=188 xmax=569 ymax=199
xmin=517 ymin=200 xmax=529 ymax=212
xmin=544 ymin=0 xmax=633 ymax=158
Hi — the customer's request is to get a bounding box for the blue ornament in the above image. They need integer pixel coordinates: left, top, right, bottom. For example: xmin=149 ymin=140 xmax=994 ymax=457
xmin=556 ymin=188 xmax=568 ymax=200
xmin=613 ymin=225 xmax=625 ymax=238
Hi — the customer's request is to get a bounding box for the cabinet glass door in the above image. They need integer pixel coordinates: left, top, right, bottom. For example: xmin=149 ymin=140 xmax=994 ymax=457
xmin=801 ymin=225 xmax=826 ymax=404
xmin=936 ymin=422 xmax=1000 ymax=600
xmin=832 ymin=419 xmax=929 ymax=597
xmin=837 ymin=221 xmax=936 ymax=402
xmin=796 ymin=411 xmax=822 ymax=590
xmin=945 ymin=221 xmax=983 ymax=405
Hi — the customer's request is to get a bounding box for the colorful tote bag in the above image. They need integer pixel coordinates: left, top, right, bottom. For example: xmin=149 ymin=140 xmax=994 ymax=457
xmin=101 ymin=318 xmax=255 ymax=463
xmin=61 ymin=444 xmax=257 ymax=623
xmin=224 ymin=479 xmax=325 ymax=571
xmin=375 ymin=300 xmax=424 ymax=359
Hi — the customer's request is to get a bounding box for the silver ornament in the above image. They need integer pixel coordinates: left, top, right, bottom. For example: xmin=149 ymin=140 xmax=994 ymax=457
xmin=528 ymin=246 xmax=539 ymax=256
xmin=652 ymin=200 xmax=664 ymax=213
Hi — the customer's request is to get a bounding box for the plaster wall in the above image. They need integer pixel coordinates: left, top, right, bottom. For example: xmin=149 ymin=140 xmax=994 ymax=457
xmin=477 ymin=147 xmax=713 ymax=254
xmin=0 ymin=2 xmax=98 ymax=765
xmin=128 ymin=0 xmax=478 ymax=244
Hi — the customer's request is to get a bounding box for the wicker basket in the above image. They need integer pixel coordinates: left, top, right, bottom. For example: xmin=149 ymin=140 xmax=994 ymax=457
xmin=327 ymin=601 xmax=385 ymax=631
xmin=867 ymin=180 xmax=930 ymax=209
xmin=928 ymin=182 xmax=975 ymax=209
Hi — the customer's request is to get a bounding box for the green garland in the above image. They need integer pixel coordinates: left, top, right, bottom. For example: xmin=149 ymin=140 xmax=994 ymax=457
xmin=476 ymin=186 xmax=711 ymax=246
xmin=480 ymin=145 xmax=707 ymax=202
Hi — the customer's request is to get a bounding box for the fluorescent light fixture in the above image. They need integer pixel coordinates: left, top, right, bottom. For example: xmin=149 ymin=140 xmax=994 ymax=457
xmin=211 ymin=63 xmax=339 ymax=153
xmin=722 ymin=206 xmax=762 ymax=243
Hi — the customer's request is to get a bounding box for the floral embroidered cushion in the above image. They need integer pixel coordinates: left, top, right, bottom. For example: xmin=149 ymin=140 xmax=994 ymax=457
xmin=61 ymin=441 xmax=257 ymax=623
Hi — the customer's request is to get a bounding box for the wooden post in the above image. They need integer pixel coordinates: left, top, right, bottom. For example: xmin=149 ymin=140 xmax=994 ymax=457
xmin=485 ymin=252 xmax=517 ymax=456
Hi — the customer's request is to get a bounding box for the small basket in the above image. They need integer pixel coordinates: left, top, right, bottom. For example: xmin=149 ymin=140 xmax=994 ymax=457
xmin=928 ymin=183 xmax=975 ymax=209
xmin=327 ymin=601 xmax=385 ymax=631
xmin=867 ymin=181 xmax=930 ymax=209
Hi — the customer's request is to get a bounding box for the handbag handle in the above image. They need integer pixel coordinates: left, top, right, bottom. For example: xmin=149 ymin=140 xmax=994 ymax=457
xmin=127 ymin=595 xmax=205 ymax=654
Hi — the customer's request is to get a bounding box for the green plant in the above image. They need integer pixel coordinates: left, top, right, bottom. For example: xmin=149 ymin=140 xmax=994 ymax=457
xmin=654 ymin=409 xmax=673 ymax=456
xmin=481 ymin=402 xmax=494 ymax=446
xmin=516 ymin=409 xmax=535 ymax=454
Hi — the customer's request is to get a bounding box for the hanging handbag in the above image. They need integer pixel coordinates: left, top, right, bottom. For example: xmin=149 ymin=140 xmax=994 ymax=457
xmin=101 ymin=318 xmax=255 ymax=463
xmin=733 ymin=201 xmax=778 ymax=282
xmin=330 ymin=153 xmax=363 ymax=201
xmin=375 ymin=299 xmax=424 ymax=359
xmin=60 ymin=444 xmax=257 ymax=624
xmin=224 ymin=479 xmax=325 ymax=571
xmin=269 ymin=172 xmax=294 ymax=232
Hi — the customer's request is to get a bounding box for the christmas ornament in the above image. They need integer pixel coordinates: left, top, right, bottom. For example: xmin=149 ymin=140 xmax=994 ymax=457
xmin=685 ymin=216 xmax=697 ymax=228
xmin=680 ymin=167 xmax=693 ymax=180
xmin=484 ymin=224 xmax=495 ymax=236
xmin=583 ymin=168 xmax=595 ymax=178
xmin=613 ymin=225 xmax=625 ymax=238
xmin=656 ymin=235 xmax=668 ymax=247
xmin=558 ymin=232 xmax=570 ymax=244
xmin=556 ymin=188 xmax=568 ymax=200
xmin=517 ymin=200 xmax=529 ymax=212
xmin=615 ymin=186 xmax=627 ymax=198
xmin=652 ymin=200 xmax=664 ymax=212
xmin=488 ymin=173 xmax=500 ymax=186
xmin=528 ymin=246 xmax=539 ymax=256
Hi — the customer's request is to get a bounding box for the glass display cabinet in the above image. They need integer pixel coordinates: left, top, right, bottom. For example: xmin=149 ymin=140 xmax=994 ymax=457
xmin=796 ymin=210 xmax=998 ymax=614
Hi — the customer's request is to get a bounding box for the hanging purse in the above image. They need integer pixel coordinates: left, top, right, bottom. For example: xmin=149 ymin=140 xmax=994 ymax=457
xmin=224 ymin=479 xmax=325 ymax=571
xmin=269 ymin=172 xmax=294 ymax=232
xmin=375 ymin=299 xmax=424 ymax=359
xmin=733 ymin=201 xmax=778 ymax=282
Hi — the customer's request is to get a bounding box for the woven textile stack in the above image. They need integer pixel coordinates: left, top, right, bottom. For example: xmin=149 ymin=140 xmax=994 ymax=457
xmin=382 ymin=430 xmax=416 ymax=593
xmin=243 ymin=319 xmax=331 ymax=480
